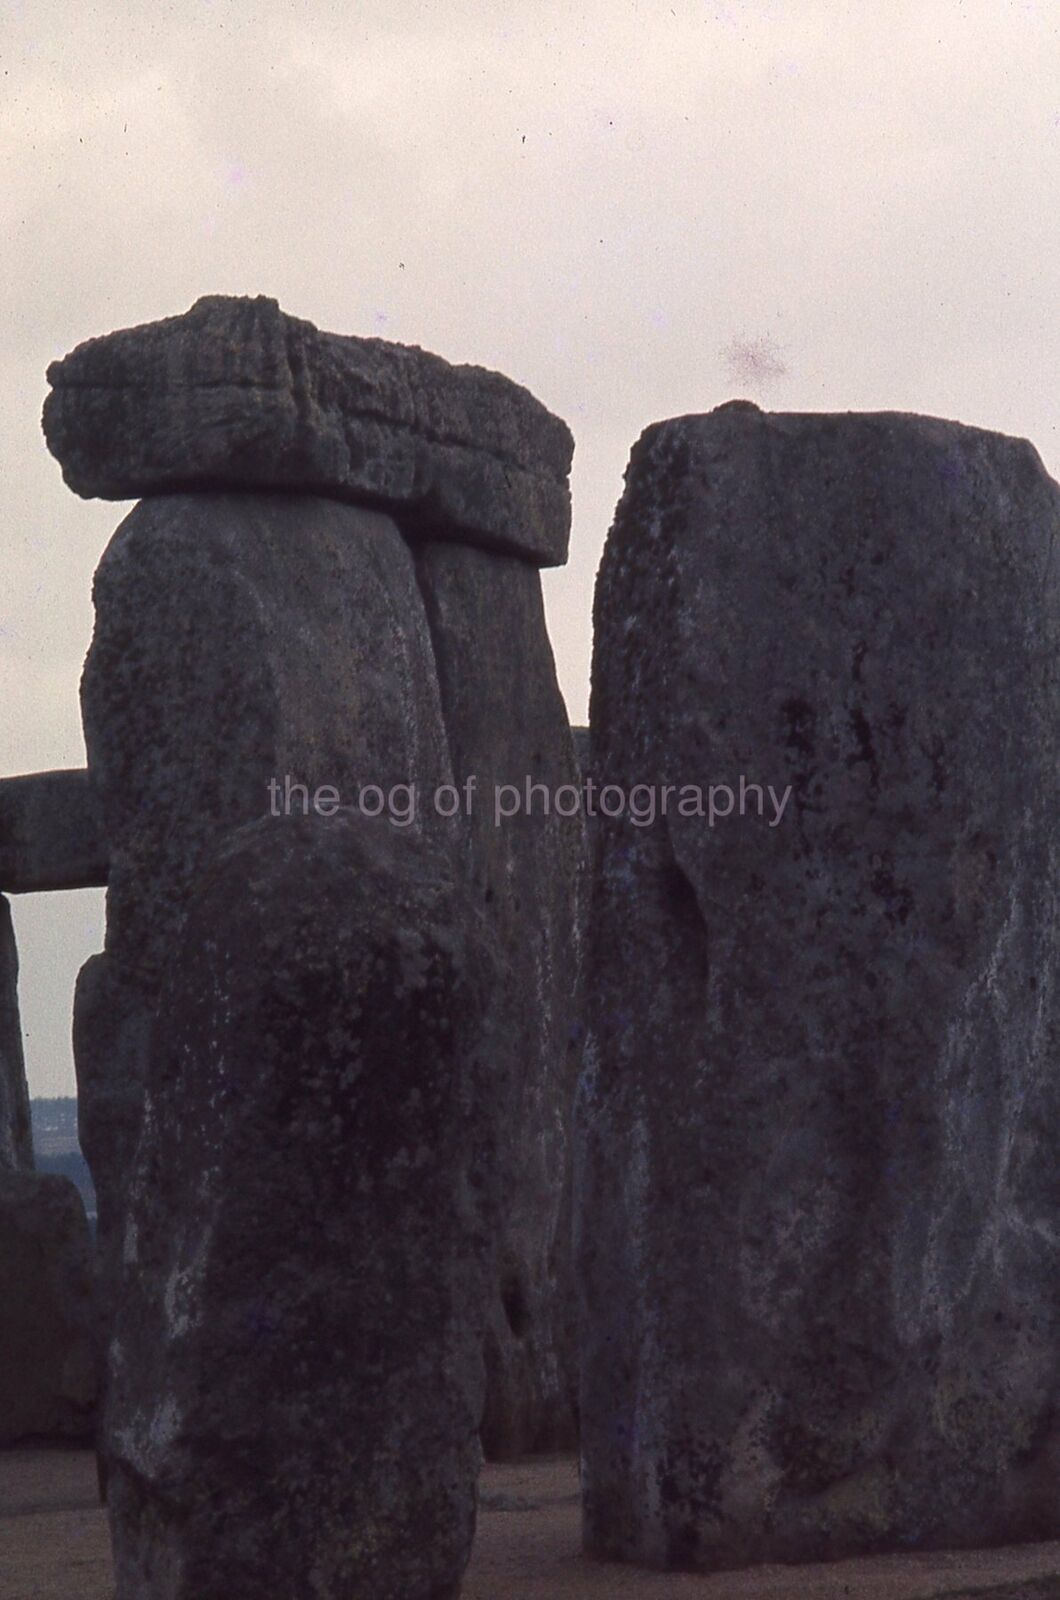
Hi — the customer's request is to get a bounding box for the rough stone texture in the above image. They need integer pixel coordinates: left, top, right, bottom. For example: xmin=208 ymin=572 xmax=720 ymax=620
xmin=577 ymin=403 xmax=1060 ymax=1569
xmin=414 ymin=542 xmax=586 ymax=1458
xmin=0 ymin=1169 xmax=97 ymax=1443
xmin=0 ymin=769 xmax=107 ymax=893
xmin=74 ymin=492 xmax=453 ymax=1398
xmin=77 ymin=488 xmax=584 ymax=1464
xmin=73 ymin=952 xmax=153 ymax=1368
xmin=83 ymin=492 xmax=451 ymax=986
xmin=43 ymin=295 xmax=574 ymax=566
xmin=0 ymin=896 xmax=32 ymax=1172
xmin=106 ymin=811 xmax=504 ymax=1600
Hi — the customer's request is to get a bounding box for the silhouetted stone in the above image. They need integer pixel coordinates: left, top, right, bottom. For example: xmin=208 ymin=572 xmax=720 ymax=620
xmin=0 ymin=896 xmax=32 ymax=1173
xmin=0 ymin=1170 xmax=96 ymax=1443
xmin=43 ymin=295 xmax=573 ymax=565
xmin=106 ymin=811 xmax=503 ymax=1600
xmin=578 ymin=403 xmax=1060 ymax=1569
xmin=0 ymin=769 xmax=107 ymax=893
xmin=73 ymin=952 xmax=151 ymax=1305
xmin=414 ymin=542 xmax=586 ymax=1457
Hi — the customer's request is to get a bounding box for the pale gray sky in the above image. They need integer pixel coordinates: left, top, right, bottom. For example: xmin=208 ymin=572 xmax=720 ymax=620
xmin=2 ymin=0 xmax=1058 ymax=1095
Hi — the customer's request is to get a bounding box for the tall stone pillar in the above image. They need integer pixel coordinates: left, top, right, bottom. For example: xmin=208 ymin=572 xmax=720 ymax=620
xmin=107 ymin=812 xmax=502 ymax=1600
xmin=0 ymin=895 xmax=32 ymax=1173
xmin=577 ymin=402 xmax=1060 ymax=1569
xmin=43 ymin=296 xmax=582 ymax=1594
xmin=0 ymin=885 xmax=96 ymax=1443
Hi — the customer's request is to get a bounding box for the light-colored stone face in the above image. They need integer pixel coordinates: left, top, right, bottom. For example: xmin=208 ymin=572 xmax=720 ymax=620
xmin=577 ymin=403 xmax=1060 ymax=1570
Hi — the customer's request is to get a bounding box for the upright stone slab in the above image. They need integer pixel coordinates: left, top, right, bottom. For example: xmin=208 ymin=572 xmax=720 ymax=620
xmin=107 ymin=812 xmax=503 ymax=1600
xmin=0 ymin=1170 xmax=96 ymax=1443
xmin=0 ymin=898 xmax=97 ymax=1442
xmin=75 ymin=492 xmax=453 ymax=1348
xmin=578 ymin=404 xmax=1060 ymax=1568
xmin=0 ymin=896 xmax=32 ymax=1171
xmin=415 ymin=542 xmax=586 ymax=1457
xmin=51 ymin=301 xmax=582 ymax=1468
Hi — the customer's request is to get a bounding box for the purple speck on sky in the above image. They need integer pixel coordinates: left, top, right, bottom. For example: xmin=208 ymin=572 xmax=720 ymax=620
xmin=720 ymin=332 xmax=789 ymax=391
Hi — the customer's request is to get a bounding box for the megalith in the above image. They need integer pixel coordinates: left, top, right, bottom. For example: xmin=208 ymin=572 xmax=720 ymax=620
xmin=0 ymin=896 xmax=96 ymax=1443
xmin=577 ymin=402 xmax=1060 ymax=1568
xmin=107 ymin=812 xmax=502 ymax=1600
xmin=0 ymin=1169 xmax=97 ymax=1444
xmin=415 ymin=542 xmax=585 ymax=1455
xmin=44 ymin=295 xmax=582 ymax=1483
xmin=74 ymin=491 xmax=453 ymax=1331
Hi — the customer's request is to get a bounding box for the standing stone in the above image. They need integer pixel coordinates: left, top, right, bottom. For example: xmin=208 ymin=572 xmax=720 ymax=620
xmin=51 ymin=302 xmax=582 ymax=1479
xmin=415 ymin=542 xmax=586 ymax=1457
xmin=75 ymin=492 xmax=453 ymax=1341
xmin=107 ymin=811 xmax=503 ymax=1600
xmin=0 ymin=896 xmax=32 ymax=1171
xmin=83 ymin=491 xmax=451 ymax=985
xmin=578 ymin=403 xmax=1060 ymax=1568
xmin=0 ymin=1170 xmax=96 ymax=1443
xmin=0 ymin=898 xmax=97 ymax=1442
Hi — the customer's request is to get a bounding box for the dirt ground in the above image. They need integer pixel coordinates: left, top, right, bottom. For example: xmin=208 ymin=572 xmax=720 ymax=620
xmin=2 ymin=1448 xmax=1058 ymax=1600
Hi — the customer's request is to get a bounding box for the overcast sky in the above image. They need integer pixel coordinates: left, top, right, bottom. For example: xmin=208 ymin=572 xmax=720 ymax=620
xmin=2 ymin=0 xmax=1058 ymax=1096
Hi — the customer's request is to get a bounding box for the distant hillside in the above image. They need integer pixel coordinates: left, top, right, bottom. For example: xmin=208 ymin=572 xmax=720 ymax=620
xmin=30 ymin=1097 xmax=96 ymax=1228
xmin=31 ymin=1096 xmax=80 ymax=1154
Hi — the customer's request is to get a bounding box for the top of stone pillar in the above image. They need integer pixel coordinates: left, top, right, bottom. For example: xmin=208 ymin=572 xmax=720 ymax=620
xmin=627 ymin=397 xmax=1054 ymax=487
xmin=42 ymin=295 xmax=574 ymax=567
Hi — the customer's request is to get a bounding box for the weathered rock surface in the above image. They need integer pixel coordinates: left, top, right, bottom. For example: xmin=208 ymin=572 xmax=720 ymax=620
xmin=76 ymin=486 xmax=585 ymax=1464
xmin=43 ymin=295 xmax=574 ymax=566
xmin=106 ymin=811 xmax=504 ymax=1600
xmin=577 ymin=403 xmax=1060 ymax=1568
xmin=0 ymin=896 xmax=32 ymax=1172
xmin=0 ymin=1169 xmax=96 ymax=1443
xmin=74 ymin=492 xmax=453 ymax=1395
xmin=0 ymin=769 xmax=107 ymax=893
xmin=414 ymin=542 xmax=586 ymax=1457
xmin=73 ymin=954 xmax=153 ymax=1310
xmin=82 ymin=491 xmax=451 ymax=984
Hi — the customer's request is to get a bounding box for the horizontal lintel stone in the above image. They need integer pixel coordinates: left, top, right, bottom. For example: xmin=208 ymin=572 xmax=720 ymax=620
xmin=42 ymin=295 xmax=575 ymax=567
xmin=0 ymin=770 xmax=107 ymax=893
